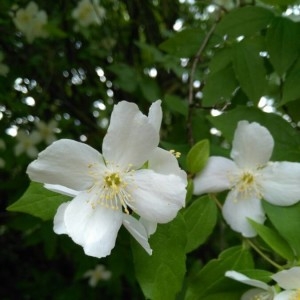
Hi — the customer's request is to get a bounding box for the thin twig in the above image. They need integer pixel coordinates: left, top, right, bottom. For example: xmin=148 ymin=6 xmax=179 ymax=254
xmin=187 ymin=22 xmax=218 ymax=146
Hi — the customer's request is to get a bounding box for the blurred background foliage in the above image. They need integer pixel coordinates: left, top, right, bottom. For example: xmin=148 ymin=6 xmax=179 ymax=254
xmin=2 ymin=0 xmax=300 ymax=299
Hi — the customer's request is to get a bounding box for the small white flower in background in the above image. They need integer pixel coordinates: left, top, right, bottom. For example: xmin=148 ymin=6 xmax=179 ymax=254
xmin=15 ymin=130 xmax=41 ymax=158
xmin=225 ymin=270 xmax=276 ymax=300
xmin=84 ymin=264 xmax=112 ymax=287
xmin=0 ymin=52 xmax=9 ymax=77
xmin=27 ymin=100 xmax=187 ymax=258
xmin=272 ymin=267 xmax=300 ymax=299
xmin=12 ymin=2 xmax=48 ymax=43
xmin=35 ymin=120 xmax=58 ymax=145
xmin=72 ymin=0 xmax=105 ymax=28
xmin=193 ymin=120 xmax=300 ymax=237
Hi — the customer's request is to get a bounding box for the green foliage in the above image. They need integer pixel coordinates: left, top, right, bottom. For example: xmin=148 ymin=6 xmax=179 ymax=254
xmin=186 ymin=139 xmax=210 ymax=174
xmin=7 ymin=182 xmax=70 ymax=220
xmin=185 ymin=246 xmax=254 ymax=300
xmin=131 ymin=214 xmax=187 ymax=300
xmin=184 ymin=196 xmax=218 ymax=253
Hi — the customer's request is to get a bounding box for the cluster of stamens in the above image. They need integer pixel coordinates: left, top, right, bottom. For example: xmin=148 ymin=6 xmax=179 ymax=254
xmin=229 ymin=170 xmax=263 ymax=201
xmin=170 ymin=149 xmax=181 ymax=158
xmin=87 ymin=162 xmax=135 ymax=213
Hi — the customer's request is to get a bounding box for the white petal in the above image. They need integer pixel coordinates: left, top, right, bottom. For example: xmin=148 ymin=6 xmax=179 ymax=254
xmin=148 ymin=100 xmax=162 ymax=133
xmin=272 ymin=267 xmax=300 ymax=289
xmin=274 ymin=290 xmax=298 ymax=300
xmin=64 ymin=191 xmax=123 ymax=258
xmin=231 ymin=121 xmax=274 ymax=168
xmin=102 ymin=101 xmax=159 ymax=169
xmin=44 ymin=184 xmax=79 ymax=197
xmin=222 ymin=189 xmax=266 ymax=237
xmin=130 ymin=170 xmax=186 ymax=223
xmin=122 ymin=214 xmax=152 ymax=255
xmin=242 ymin=288 xmax=274 ymax=300
xmin=260 ymin=162 xmax=300 ymax=206
xmin=225 ymin=270 xmax=270 ymax=290
xmin=53 ymin=202 xmax=70 ymax=234
xmin=148 ymin=147 xmax=187 ymax=183
xmin=193 ymin=156 xmax=237 ymax=195
xmin=27 ymin=139 xmax=105 ymax=191
xmin=140 ymin=218 xmax=157 ymax=236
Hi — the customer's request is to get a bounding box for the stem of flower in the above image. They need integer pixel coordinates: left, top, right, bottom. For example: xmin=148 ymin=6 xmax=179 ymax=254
xmin=246 ymin=239 xmax=284 ymax=270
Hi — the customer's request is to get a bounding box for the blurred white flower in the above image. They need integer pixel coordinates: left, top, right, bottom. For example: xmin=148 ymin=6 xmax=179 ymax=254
xmin=27 ymin=100 xmax=187 ymax=258
xmin=72 ymin=0 xmax=105 ymax=28
xmin=272 ymin=267 xmax=300 ymax=299
xmin=84 ymin=264 xmax=111 ymax=287
xmin=193 ymin=120 xmax=300 ymax=237
xmin=35 ymin=120 xmax=57 ymax=145
xmin=12 ymin=2 xmax=48 ymax=43
xmin=0 ymin=52 xmax=9 ymax=77
xmin=225 ymin=270 xmax=276 ymax=300
xmin=15 ymin=130 xmax=41 ymax=158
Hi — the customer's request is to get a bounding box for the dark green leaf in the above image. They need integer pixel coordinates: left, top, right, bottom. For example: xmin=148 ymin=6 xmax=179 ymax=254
xmin=7 ymin=182 xmax=70 ymax=221
xmin=132 ymin=214 xmax=187 ymax=300
xmin=186 ymin=139 xmax=210 ymax=174
xmin=266 ymin=17 xmax=300 ymax=76
xmin=263 ymin=201 xmax=300 ymax=258
xmin=248 ymin=219 xmax=295 ymax=261
xmin=185 ymin=246 xmax=254 ymax=300
xmin=215 ymin=7 xmax=274 ymax=39
xmin=184 ymin=196 xmax=218 ymax=253
xmin=232 ymin=39 xmax=267 ymax=104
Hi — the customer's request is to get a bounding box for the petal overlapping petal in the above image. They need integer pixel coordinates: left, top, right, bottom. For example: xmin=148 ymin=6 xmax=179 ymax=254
xmin=222 ymin=189 xmax=266 ymax=237
xmin=102 ymin=101 xmax=159 ymax=169
xmin=130 ymin=169 xmax=186 ymax=223
xmin=53 ymin=202 xmax=70 ymax=234
xmin=260 ymin=162 xmax=300 ymax=206
xmin=122 ymin=214 xmax=152 ymax=255
xmin=64 ymin=191 xmax=123 ymax=258
xmin=148 ymin=147 xmax=187 ymax=182
xmin=231 ymin=121 xmax=274 ymax=169
xmin=274 ymin=290 xmax=298 ymax=300
xmin=272 ymin=267 xmax=300 ymax=289
xmin=193 ymin=156 xmax=237 ymax=195
xmin=27 ymin=139 xmax=105 ymax=191
xmin=44 ymin=184 xmax=79 ymax=197
xmin=148 ymin=100 xmax=162 ymax=133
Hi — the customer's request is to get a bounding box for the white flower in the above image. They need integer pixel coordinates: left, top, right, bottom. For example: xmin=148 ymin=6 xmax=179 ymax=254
xmin=225 ymin=270 xmax=276 ymax=300
xmin=35 ymin=120 xmax=58 ymax=145
xmin=12 ymin=2 xmax=48 ymax=43
xmin=72 ymin=0 xmax=105 ymax=28
xmin=272 ymin=267 xmax=300 ymax=300
xmin=15 ymin=130 xmax=41 ymax=158
xmin=193 ymin=121 xmax=300 ymax=237
xmin=83 ymin=264 xmax=111 ymax=287
xmin=26 ymin=101 xmax=187 ymax=258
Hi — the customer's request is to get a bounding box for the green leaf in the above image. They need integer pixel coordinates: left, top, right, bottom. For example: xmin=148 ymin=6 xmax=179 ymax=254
xmin=215 ymin=6 xmax=274 ymax=39
xmin=132 ymin=214 xmax=187 ymax=300
xmin=164 ymin=94 xmax=188 ymax=117
xmin=237 ymin=269 xmax=273 ymax=283
xmin=159 ymin=28 xmax=221 ymax=58
xmin=186 ymin=139 xmax=210 ymax=174
xmin=185 ymin=246 xmax=254 ymax=300
xmin=207 ymin=106 xmax=300 ymax=161
xmin=260 ymin=0 xmax=299 ymax=5
xmin=282 ymin=57 xmax=300 ymax=105
xmin=248 ymin=219 xmax=295 ymax=261
xmin=202 ymin=65 xmax=238 ymax=107
xmin=266 ymin=17 xmax=300 ymax=76
xmin=7 ymin=182 xmax=70 ymax=221
xmin=263 ymin=201 xmax=300 ymax=258
xmin=232 ymin=38 xmax=267 ymax=104
xmin=184 ymin=196 xmax=218 ymax=253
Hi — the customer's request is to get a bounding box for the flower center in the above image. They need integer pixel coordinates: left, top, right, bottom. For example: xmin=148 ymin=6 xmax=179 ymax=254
xmin=230 ymin=170 xmax=262 ymax=201
xmin=88 ymin=163 xmax=135 ymax=213
xmin=292 ymin=290 xmax=300 ymax=300
xmin=251 ymin=292 xmax=272 ymax=300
